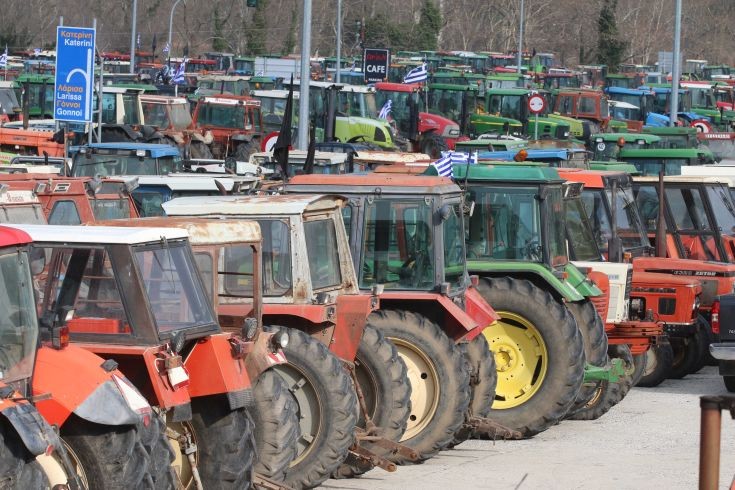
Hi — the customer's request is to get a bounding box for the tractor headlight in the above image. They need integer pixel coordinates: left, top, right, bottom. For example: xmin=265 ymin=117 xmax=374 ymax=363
xmin=272 ymin=331 xmax=290 ymax=350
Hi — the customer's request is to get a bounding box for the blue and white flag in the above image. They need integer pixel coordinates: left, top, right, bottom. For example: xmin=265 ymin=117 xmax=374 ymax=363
xmin=137 ymin=33 xmax=141 ymax=49
xmin=172 ymin=58 xmax=187 ymax=84
xmin=378 ymin=99 xmax=392 ymax=119
xmin=431 ymin=151 xmax=477 ymax=178
xmin=33 ymin=48 xmax=41 ymax=56
xmin=349 ymin=60 xmax=356 ymax=71
xmin=404 ymin=63 xmax=428 ymax=84
xmin=163 ymin=42 xmax=170 ymax=55
xmin=0 ymin=46 xmax=7 ymax=68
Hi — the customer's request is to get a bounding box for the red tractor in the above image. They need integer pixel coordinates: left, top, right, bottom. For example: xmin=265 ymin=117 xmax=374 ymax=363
xmin=374 ymin=82 xmax=467 ymax=157
xmin=190 ymin=95 xmax=264 ymax=161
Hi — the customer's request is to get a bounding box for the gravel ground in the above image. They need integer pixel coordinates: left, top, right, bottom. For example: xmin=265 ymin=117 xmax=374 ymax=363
xmin=323 ymin=366 xmax=735 ymax=490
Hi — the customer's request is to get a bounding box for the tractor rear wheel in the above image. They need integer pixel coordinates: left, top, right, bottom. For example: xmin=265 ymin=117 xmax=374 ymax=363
xmin=669 ymin=324 xmax=707 ymax=379
xmin=0 ymin=419 xmax=48 ymax=489
xmin=477 ymin=277 xmax=585 ymax=437
xmin=631 ymin=351 xmax=648 ymax=387
xmin=367 ymin=309 xmax=470 ymax=464
xmin=250 ymin=370 xmax=299 ymax=482
xmin=61 ymin=417 xmax=151 ymax=489
xmin=690 ymin=315 xmax=712 ymax=374
xmin=452 ymin=333 xmax=497 ymax=443
xmin=565 ymin=300 xmax=608 ymax=417
xmin=419 ymin=133 xmax=449 ymax=159
xmin=234 ymin=140 xmax=259 ymax=162
xmin=268 ymin=327 xmax=357 ymax=489
xmin=139 ymin=415 xmax=177 ymax=489
xmin=333 ymin=324 xmax=411 ymax=478
xmin=637 ymin=340 xmax=674 ymax=387
xmin=568 ymin=345 xmax=634 ymax=421
xmin=189 ymin=141 xmax=213 ymax=159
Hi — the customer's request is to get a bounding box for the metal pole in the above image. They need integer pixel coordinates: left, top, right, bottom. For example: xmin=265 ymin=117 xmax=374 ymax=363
xmin=335 ymin=0 xmax=342 ymax=83
xmin=534 ymin=113 xmax=538 ymax=140
xmin=129 ymin=0 xmax=137 ymax=74
xmin=89 ymin=18 xmax=97 ymax=144
xmin=298 ymin=0 xmax=312 ymax=150
xmin=517 ymin=0 xmax=524 ymax=75
xmin=669 ymin=0 xmax=682 ymax=127
xmin=168 ymin=0 xmax=184 ymax=63
xmin=699 ymin=397 xmax=722 ymax=490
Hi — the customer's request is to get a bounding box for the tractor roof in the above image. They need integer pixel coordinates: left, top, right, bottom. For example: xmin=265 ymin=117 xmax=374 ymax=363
xmin=486 ymin=88 xmax=530 ymax=96
xmin=452 ymin=164 xmax=563 ymax=184
xmin=163 ymin=194 xmax=344 ymax=217
xmin=619 ymin=147 xmax=707 ymax=158
xmin=0 ymin=226 xmax=32 ymax=248
xmin=592 ymin=132 xmax=661 ymax=143
xmin=139 ymin=94 xmax=189 ymax=104
xmin=633 ymin=175 xmax=735 ymax=185
xmin=556 ymin=168 xmax=631 ymax=189
xmin=287 ymin=173 xmax=459 ymax=195
xmin=130 ymin=175 xmax=257 ymax=191
xmin=6 ymin=223 xmax=188 ymax=244
xmin=96 ymin=217 xmax=262 ymax=245
xmin=74 ymin=143 xmax=181 ymax=158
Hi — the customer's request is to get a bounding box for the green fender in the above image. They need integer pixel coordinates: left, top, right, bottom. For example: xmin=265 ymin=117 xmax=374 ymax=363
xmin=564 ymin=262 xmax=603 ymax=298
xmin=467 ymin=260 xmax=585 ymax=302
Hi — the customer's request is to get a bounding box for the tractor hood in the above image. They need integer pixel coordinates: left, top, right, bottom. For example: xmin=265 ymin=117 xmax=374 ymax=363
xmin=335 ymin=115 xmax=394 ymax=149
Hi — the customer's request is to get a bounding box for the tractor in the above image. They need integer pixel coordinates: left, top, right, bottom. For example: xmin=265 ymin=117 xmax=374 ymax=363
xmin=190 ymin=94 xmax=264 ymax=161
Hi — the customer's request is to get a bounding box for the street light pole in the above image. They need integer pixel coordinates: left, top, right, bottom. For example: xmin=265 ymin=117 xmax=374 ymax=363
xmin=129 ymin=0 xmax=137 ymax=73
xmin=336 ymin=0 xmax=342 ymax=83
xmin=670 ymin=0 xmax=682 ymax=127
xmin=168 ymin=0 xmax=185 ymax=62
xmin=517 ymin=0 xmax=524 ymax=75
xmin=298 ymin=0 xmax=312 ymax=149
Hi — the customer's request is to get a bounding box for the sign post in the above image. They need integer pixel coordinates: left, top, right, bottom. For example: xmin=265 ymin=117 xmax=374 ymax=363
xmin=54 ymin=26 xmax=96 ymax=123
xmin=363 ymin=48 xmax=390 ymax=84
xmin=527 ymin=94 xmax=546 ymax=141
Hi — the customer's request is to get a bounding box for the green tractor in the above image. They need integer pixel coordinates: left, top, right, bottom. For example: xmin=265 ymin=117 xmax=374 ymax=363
xmin=426 ymin=82 xmax=478 ymax=137
xmin=471 ymin=88 xmax=572 ymax=141
xmin=436 ymin=164 xmax=623 ymax=436
xmin=13 ymin=73 xmax=54 ymax=119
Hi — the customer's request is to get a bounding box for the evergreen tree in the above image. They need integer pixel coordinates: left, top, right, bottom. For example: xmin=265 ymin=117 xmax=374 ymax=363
xmin=414 ymin=0 xmax=442 ymax=51
xmin=596 ymin=0 xmax=627 ymax=71
xmin=247 ymin=0 xmax=267 ymax=55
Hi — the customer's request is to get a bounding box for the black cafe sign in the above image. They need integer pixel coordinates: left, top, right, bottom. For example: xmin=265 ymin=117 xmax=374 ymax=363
xmin=363 ymin=48 xmax=391 ymax=84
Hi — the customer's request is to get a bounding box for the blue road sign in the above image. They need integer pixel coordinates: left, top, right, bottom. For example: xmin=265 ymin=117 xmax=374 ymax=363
xmin=54 ymin=26 xmax=96 ymax=123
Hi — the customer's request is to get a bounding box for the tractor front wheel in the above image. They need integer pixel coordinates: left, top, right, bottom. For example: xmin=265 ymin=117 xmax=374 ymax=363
xmin=452 ymin=333 xmax=497 ymax=443
xmin=250 ymin=370 xmax=299 ymax=482
xmin=419 ymin=133 xmax=449 ymax=159
xmin=367 ymin=309 xmax=470 ymax=464
xmin=669 ymin=323 xmax=707 ymax=379
xmin=637 ymin=340 xmax=674 ymax=387
xmin=269 ymin=327 xmax=357 ymax=489
xmin=477 ymin=277 xmax=585 ymax=437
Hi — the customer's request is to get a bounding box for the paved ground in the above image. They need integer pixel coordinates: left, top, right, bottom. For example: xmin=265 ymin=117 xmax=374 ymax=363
xmin=323 ymin=366 xmax=735 ymax=489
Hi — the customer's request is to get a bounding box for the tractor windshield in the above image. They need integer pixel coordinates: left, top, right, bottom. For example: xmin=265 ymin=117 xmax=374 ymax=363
xmin=374 ymin=90 xmax=414 ymax=134
xmin=565 ymin=197 xmax=601 ymax=261
xmin=0 ymin=247 xmax=38 ymax=384
xmin=429 ymin=89 xmax=464 ymax=122
xmin=546 ymin=187 xmax=569 ymax=268
xmin=196 ymin=103 xmax=262 ymax=132
xmin=689 ymin=88 xmax=715 ymax=109
xmin=133 ymin=241 xmax=218 ymax=334
xmin=141 ymin=102 xmax=192 ymax=131
xmin=706 ymin=184 xmax=735 ymax=239
xmin=0 ymin=204 xmax=46 ymax=224
xmin=442 ymin=201 xmax=467 ymax=294
xmin=486 ymin=94 xmax=523 ymax=120
xmin=466 ymin=186 xmax=545 ymax=264
xmin=72 ymin=151 xmax=183 ymax=177
xmin=360 ymin=198 xmax=436 ymax=291
xmin=91 ymin=198 xmax=132 ymax=221
xmin=255 ymin=219 xmax=293 ymax=296
xmin=662 ymin=186 xmax=724 ymax=261
xmin=337 ymin=91 xmax=377 ymax=118
xmin=625 ymin=158 xmax=688 ymax=176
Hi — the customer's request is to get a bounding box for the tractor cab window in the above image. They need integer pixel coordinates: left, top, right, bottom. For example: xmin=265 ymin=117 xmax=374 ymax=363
xmin=0 ymin=205 xmax=46 ymax=225
xmin=360 ymin=199 xmax=435 ymax=290
xmin=442 ymin=202 xmax=466 ymax=293
xmin=465 ymin=186 xmax=543 ymax=263
xmin=578 ymin=96 xmax=597 ymax=116
xmin=304 ymin=218 xmax=342 ymax=291
xmin=221 ymin=244 xmax=257 ymax=299
xmin=0 ymin=249 xmax=38 ymax=384
xmin=626 ymin=158 xmax=687 ymax=176
xmin=197 ymin=103 xmax=247 ymax=129
xmin=606 ymin=187 xmax=650 ymax=251
xmin=257 ymin=219 xmax=292 ymax=296
xmin=546 ymin=187 xmax=569 ymax=268
xmin=581 ymin=189 xmax=613 ymax=252
xmin=48 ymin=201 xmax=81 ymax=225
xmin=565 ymin=197 xmax=601 ymax=261
xmin=664 ymin=186 xmax=721 ymax=261
xmin=633 ymin=184 xmax=661 ymax=233
xmin=143 ymin=102 xmax=171 ymax=129
xmin=91 ymin=198 xmax=131 ymax=221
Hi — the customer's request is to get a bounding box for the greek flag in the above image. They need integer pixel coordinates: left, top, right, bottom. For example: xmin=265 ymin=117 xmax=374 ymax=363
xmin=33 ymin=48 xmax=41 ymax=56
xmin=172 ymin=59 xmax=187 ymax=84
xmin=137 ymin=33 xmax=141 ymax=49
xmin=431 ymin=151 xmax=477 ymax=178
xmin=163 ymin=42 xmax=170 ymax=55
xmin=0 ymin=46 xmax=7 ymax=68
xmin=378 ymin=99 xmax=392 ymax=119
xmin=404 ymin=63 xmax=428 ymax=84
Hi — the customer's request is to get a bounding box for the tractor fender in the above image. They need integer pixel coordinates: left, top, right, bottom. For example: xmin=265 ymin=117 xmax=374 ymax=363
xmin=0 ymin=400 xmax=62 ymax=456
xmin=468 ymin=260 xmax=585 ymax=302
xmin=185 ymin=333 xmax=254 ymax=410
xmin=33 ymin=345 xmax=145 ymax=428
xmin=332 ymin=293 xmax=376 ymax=361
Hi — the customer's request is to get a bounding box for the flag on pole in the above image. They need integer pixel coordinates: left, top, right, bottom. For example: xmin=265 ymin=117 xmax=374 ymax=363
xmin=137 ymin=33 xmax=141 ymax=49
xmin=0 ymin=46 xmax=7 ymax=68
xmin=163 ymin=42 xmax=170 ymax=55
xmin=403 ymin=63 xmax=428 ymax=84
xmin=172 ymin=58 xmax=187 ymax=84
xmin=378 ymin=99 xmax=392 ymax=119
xmin=33 ymin=48 xmax=41 ymax=56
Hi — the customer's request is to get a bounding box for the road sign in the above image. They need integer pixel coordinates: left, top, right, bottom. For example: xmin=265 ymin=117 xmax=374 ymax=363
xmin=363 ymin=48 xmax=390 ymax=84
xmin=528 ymin=94 xmax=546 ymax=114
xmin=54 ymin=26 xmax=96 ymax=123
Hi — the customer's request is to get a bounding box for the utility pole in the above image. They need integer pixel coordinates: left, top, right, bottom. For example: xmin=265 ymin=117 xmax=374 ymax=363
xmin=298 ymin=0 xmax=312 ymax=149
xmin=129 ymin=0 xmax=138 ymax=73
xmin=168 ymin=0 xmax=185 ymax=63
xmin=336 ymin=0 xmax=342 ymax=83
xmin=669 ymin=0 xmax=682 ymax=127
xmin=517 ymin=0 xmax=524 ymax=75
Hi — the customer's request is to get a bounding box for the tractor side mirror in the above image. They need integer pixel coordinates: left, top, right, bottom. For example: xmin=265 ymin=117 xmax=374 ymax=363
xmin=30 ymin=248 xmax=47 ymax=276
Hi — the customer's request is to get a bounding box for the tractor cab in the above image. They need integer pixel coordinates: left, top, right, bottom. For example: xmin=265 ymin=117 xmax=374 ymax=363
xmin=427 ymin=83 xmax=478 ymax=134
xmin=191 ymin=95 xmax=264 ymax=160
xmin=591 ymin=133 xmax=662 ymax=161
xmin=70 ymin=143 xmax=183 ymax=177
xmin=617 ymin=147 xmax=715 ymax=176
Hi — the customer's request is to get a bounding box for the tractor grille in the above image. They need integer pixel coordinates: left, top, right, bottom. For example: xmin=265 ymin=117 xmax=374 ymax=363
xmin=625 ymin=267 xmax=633 ymax=302
xmin=590 ymin=293 xmax=610 ymax=324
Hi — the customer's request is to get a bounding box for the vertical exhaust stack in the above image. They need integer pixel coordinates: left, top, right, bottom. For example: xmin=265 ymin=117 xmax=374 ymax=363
xmin=655 ymin=170 xmax=667 ymax=258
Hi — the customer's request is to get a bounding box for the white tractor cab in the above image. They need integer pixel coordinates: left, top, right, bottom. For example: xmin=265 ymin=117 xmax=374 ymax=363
xmin=139 ymin=94 xmax=193 ymax=132
xmin=0 ymin=187 xmax=47 ymax=224
xmin=123 ymin=174 xmax=259 ymax=217
xmin=680 ymin=166 xmax=735 ymax=200
xmin=608 ymin=100 xmax=642 ymax=123
xmin=0 ymin=155 xmax=66 ymax=175
xmin=249 ymin=149 xmax=351 ymax=176
xmin=95 ymin=86 xmax=146 ymax=126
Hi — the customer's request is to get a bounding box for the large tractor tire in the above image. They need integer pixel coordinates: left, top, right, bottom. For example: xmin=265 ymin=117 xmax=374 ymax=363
xmin=637 ymin=340 xmax=674 ymax=387
xmin=568 ymin=344 xmax=634 ymax=421
xmin=0 ymin=419 xmax=48 ymax=489
xmin=631 ymin=352 xmax=648 ymax=387
xmin=188 ymin=141 xmax=214 ymax=160
xmin=268 ymin=327 xmax=357 ymax=489
xmin=452 ymin=334 xmax=497 ymax=444
xmin=234 ymin=140 xmax=259 ymax=162
xmin=669 ymin=323 xmax=707 ymax=379
xmin=419 ymin=133 xmax=449 ymax=159
xmin=366 ymin=309 xmax=470 ymax=464
xmin=477 ymin=277 xmax=585 ymax=437
xmin=565 ymin=300 xmax=608 ymax=417
xmin=249 ymin=370 xmax=299 ymax=482
xmin=61 ymin=417 xmax=151 ymax=489
xmin=691 ymin=315 xmax=713 ymax=373
xmin=334 ymin=325 xmax=411 ymax=478
xmin=139 ymin=415 xmax=177 ymax=489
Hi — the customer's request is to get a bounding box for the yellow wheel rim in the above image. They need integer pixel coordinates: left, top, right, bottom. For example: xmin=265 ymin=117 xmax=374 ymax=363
xmin=484 ymin=311 xmax=548 ymax=409
xmin=167 ymin=416 xmax=198 ymax=489
xmin=390 ymin=337 xmax=440 ymax=441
